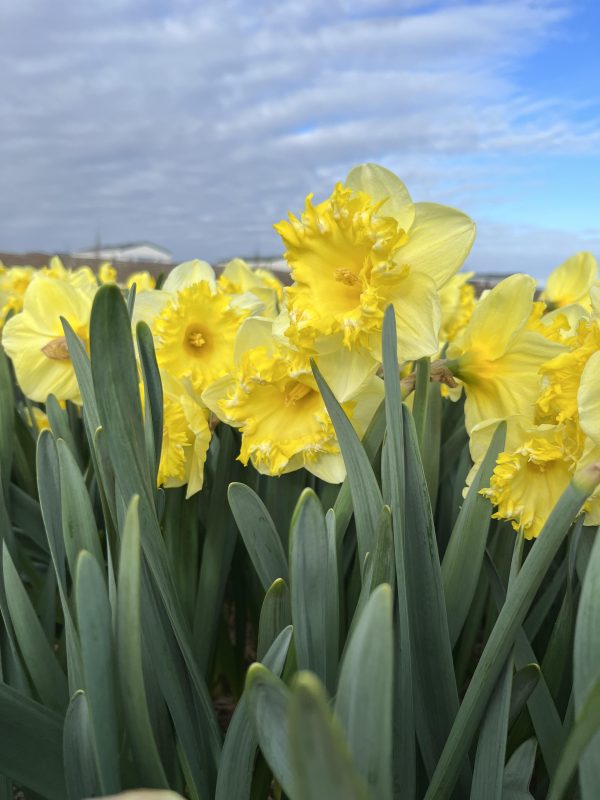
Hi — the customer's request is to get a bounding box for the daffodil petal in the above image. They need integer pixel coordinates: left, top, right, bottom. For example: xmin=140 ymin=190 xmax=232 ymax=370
xmin=345 ymin=163 xmax=415 ymax=231
xmin=315 ymin=348 xmax=379 ymax=403
xmin=162 ymin=260 xmax=216 ymax=293
xmin=578 ymin=350 xmax=600 ymax=445
xmin=374 ymin=269 xmax=441 ymax=361
xmin=451 ymin=274 xmax=536 ymax=361
xmin=543 ymin=252 xmax=598 ymax=307
xmin=395 ymin=202 xmax=475 ymax=289
xmin=234 ymin=317 xmax=276 ymax=363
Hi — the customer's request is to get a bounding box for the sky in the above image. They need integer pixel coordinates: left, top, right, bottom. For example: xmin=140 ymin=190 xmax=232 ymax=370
xmin=1 ymin=0 xmax=599 ymax=279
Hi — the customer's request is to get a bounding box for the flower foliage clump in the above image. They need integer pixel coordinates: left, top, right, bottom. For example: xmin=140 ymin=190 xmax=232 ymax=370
xmin=3 ymin=164 xmax=599 ymax=537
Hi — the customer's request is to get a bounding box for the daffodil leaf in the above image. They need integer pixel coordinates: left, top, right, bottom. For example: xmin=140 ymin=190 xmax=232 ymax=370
xmin=442 ymin=420 xmax=506 ymax=647
xmin=289 ymin=488 xmax=339 ymax=694
xmin=335 ymin=584 xmax=393 ymax=800
xmin=0 ymin=683 xmax=65 ymax=799
xmin=193 ymin=424 xmax=240 ymax=674
xmin=76 ymin=550 xmax=121 ymax=795
xmin=312 ymin=360 xmax=383 ymax=569
xmin=246 ymin=663 xmax=295 ymax=797
xmin=503 ymin=739 xmax=537 ymax=800
xmin=485 ymin=553 xmax=563 ymax=775
xmin=290 ymin=672 xmax=372 ymax=800
xmin=57 ymin=438 xmax=103 ymax=575
xmin=401 ymin=404 xmax=466 ymax=790
xmin=136 ymin=321 xmax=163 ymax=482
xmin=2 ymin=541 xmax=68 ymax=713
xmin=228 ymin=481 xmax=289 ymax=591
xmin=573 ymin=513 xmax=600 ymax=797
xmin=470 ymin=658 xmax=513 ymax=800
xmin=117 ymin=496 xmax=169 ymax=788
xmin=216 ymin=626 xmax=293 ymax=800
xmin=332 ymin=399 xmax=386 ymax=545
xmin=0 ymin=346 xmax=14 ymax=505
xmin=63 ymin=691 xmax=101 ymax=800
xmin=381 ymin=305 xmax=414 ymax=800
xmin=256 ymin=578 xmax=291 ymax=662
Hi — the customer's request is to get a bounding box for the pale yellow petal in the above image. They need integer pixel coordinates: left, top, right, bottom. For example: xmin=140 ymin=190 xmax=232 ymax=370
xmin=590 ymin=284 xmax=600 ymax=319
xmin=462 ymin=331 xmax=563 ymax=432
xmin=234 ymin=317 xmax=276 ymax=363
xmin=11 ymin=347 xmax=80 ymax=402
xmin=201 ymin=374 xmax=238 ymax=424
xmin=162 ymin=260 xmax=216 ymax=293
xmin=22 ymin=277 xmax=91 ymax=335
xmin=395 ymin=202 xmax=475 ymax=288
xmin=315 ymin=347 xmax=379 ymax=403
xmin=306 ymin=452 xmax=346 ymax=483
xmin=349 ymin=375 xmax=385 ymax=436
xmin=543 ymin=252 xmax=598 ymax=307
xmin=345 ymin=163 xmax=415 ymax=232
xmin=578 ymin=350 xmax=600 ymax=445
xmin=450 ymin=274 xmax=536 ymax=361
xmin=132 ymin=290 xmax=172 ymax=328
xmin=373 ymin=269 xmax=440 ymax=361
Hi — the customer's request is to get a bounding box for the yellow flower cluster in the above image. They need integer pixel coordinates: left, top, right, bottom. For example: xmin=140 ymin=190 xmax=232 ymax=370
xmin=1 ymin=164 xmax=598 ymax=536
xmin=450 ymin=256 xmax=600 ymax=537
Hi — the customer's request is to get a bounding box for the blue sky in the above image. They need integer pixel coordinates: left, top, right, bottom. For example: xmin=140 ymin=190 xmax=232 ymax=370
xmin=1 ymin=0 xmax=599 ymax=278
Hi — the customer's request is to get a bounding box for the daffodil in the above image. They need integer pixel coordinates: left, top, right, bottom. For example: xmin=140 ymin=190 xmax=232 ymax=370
xmin=153 ymin=280 xmax=249 ymax=394
xmin=541 ymin=252 xmax=598 ymax=309
xmin=446 ymin=274 xmax=563 ymax=432
xmin=218 ymin=258 xmax=282 ymax=318
xmin=275 ymin=163 xmax=475 ymax=360
xmin=203 ymin=317 xmax=382 ymax=481
xmin=126 ymin=271 xmax=156 ymax=292
xmin=132 ymin=259 xmax=217 ymax=327
xmin=468 ymin=417 xmax=578 ymax=538
xmin=1 ymin=276 xmax=94 ymax=402
xmin=98 ymin=263 xmax=117 ymax=284
xmin=157 ymin=373 xmax=211 ymax=497
xmin=0 ymin=265 xmax=35 ymax=323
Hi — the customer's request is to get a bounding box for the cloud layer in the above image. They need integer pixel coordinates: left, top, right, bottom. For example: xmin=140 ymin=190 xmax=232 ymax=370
xmin=1 ymin=0 xmax=598 ymax=276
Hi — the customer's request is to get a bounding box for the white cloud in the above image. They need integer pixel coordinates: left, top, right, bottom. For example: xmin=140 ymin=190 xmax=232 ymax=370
xmin=0 ymin=0 xmax=597 ymax=273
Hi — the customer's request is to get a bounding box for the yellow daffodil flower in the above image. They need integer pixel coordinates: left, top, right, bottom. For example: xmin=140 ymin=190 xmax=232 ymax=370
xmin=203 ymin=317 xmax=383 ymax=482
xmin=153 ymin=280 xmax=250 ymax=394
xmin=275 ymin=163 xmax=475 ymax=360
xmin=157 ymin=373 xmax=212 ymax=497
xmin=132 ymin=259 xmax=218 ymax=327
xmin=541 ymin=252 xmax=598 ymax=309
xmin=98 ymin=263 xmax=117 ymax=284
xmin=1 ymin=276 xmax=94 ymax=402
xmin=0 ymin=266 xmax=35 ymax=323
xmin=468 ymin=417 xmax=578 ymax=538
xmin=126 ymin=271 xmax=156 ymax=292
xmin=446 ymin=274 xmax=563 ymax=432
xmin=218 ymin=258 xmax=282 ymax=318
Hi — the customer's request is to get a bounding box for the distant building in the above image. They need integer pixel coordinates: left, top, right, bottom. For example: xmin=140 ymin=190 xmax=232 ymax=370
xmin=71 ymin=241 xmax=173 ymax=264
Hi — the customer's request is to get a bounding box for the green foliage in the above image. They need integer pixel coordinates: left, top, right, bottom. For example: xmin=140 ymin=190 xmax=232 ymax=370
xmin=0 ymin=290 xmax=598 ymax=800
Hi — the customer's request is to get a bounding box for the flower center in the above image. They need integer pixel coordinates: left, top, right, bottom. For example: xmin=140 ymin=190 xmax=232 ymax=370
xmin=334 ymin=268 xmax=360 ymax=286
xmin=185 ymin=325 xmax=207 ymax=352
xmin=284 ymin=381 xmax=312 ymax=406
